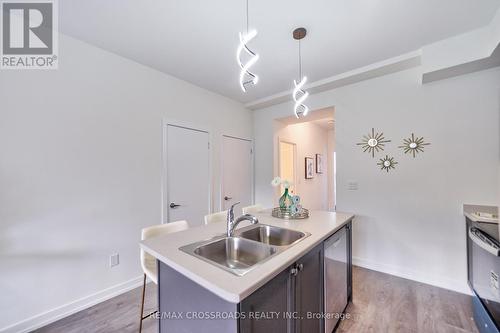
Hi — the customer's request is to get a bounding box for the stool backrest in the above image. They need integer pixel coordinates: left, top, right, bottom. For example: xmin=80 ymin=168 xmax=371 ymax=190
xmin=204 ymin=211 xmax=227 ymax=225
xmin=140 ymin=220 xmax=188 ymax=273
xmin=242 ymin=204 xmax=263 ymax=215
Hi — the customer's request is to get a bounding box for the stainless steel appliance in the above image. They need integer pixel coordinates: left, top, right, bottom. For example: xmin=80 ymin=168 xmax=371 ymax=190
xmin=467 ymin=218 xmax=500 ymax=333
xmin=324 ymin=226 xmax=349 ymax=333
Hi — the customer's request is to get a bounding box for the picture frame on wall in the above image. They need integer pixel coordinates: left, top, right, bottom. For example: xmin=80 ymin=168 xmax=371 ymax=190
xmin=316 ymin=154 xmax=323 ymax=174
xmin=305 ymin=157 xmax=314 ymax=179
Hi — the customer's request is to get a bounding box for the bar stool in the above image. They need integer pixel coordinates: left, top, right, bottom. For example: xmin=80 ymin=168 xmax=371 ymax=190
xmin=242 ymin=204 xmax=263 ymax=215
xmin=204 ymin=211 xmax=227 ymax=225
xmin=139 ymin=220 xmax=188 ymax=332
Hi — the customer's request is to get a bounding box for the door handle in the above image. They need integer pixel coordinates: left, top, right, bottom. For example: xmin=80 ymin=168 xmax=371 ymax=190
xmin=169 ymin=202 xmax=181 ymax=209
xmin=290 ymin=267 xmax=298 ymax=276
xmin=297 ymin=263 xmax=304 ymax=271
xmin=224 ymin=196 xmax=232 ymax=201
xmin=469 ymin=227 xmax=500 ymax=256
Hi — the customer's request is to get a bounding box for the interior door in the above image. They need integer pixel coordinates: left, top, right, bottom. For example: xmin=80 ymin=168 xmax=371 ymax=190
xmin=166 ymin=124 xmax=210 ymax=226
xmin=279 ymin=140 xmax=296 ymax=195
xmin=221 ymin=136 xmax=253 ymax=216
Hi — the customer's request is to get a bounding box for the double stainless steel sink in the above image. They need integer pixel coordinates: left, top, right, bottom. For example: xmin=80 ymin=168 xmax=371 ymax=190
xmin=179 ymin=224 xmax=311 ymax=276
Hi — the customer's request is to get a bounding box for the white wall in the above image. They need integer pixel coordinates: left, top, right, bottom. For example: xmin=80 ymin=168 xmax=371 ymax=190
xmin=254 ymin=66 xmax=500 ymax=293
xmin=274 ymin=121 xmax=329 ymax=210
xmin=422 ymin=8 xmax=500 ymax=74
xmin=327 ymin=128 xmax=336 ymax=210
xmin=0 ymin=34 xmax=252 ymax=332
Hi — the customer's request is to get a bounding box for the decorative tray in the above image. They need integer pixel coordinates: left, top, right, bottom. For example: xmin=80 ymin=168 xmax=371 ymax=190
xmin=272 ymin=207 xmax=309 ymax=220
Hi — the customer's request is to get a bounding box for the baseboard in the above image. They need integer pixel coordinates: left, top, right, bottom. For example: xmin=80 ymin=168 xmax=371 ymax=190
xmin=352 ymin=256 xmax=472 ymax=296
xmin=0 ymin=275 xmax=144 ymax=333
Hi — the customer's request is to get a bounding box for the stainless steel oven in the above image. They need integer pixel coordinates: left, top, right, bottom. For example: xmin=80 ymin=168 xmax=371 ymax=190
xmin=467 ymin=218 xmax=500 ymax=333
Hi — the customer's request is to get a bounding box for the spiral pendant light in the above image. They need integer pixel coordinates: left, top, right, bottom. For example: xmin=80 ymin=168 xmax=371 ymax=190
xmin=292 ymin=27 xmax=309 ymax=118
xmin=237 ymin=0 xmax=259 ymax=92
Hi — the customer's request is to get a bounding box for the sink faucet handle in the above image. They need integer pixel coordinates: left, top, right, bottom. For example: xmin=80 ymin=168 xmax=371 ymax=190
xmin=228 ymin=201 xmax=240 ymax=222
xmin=229 ymin=201 xmax=240 ymax=214
xmin=229 ymin=201 xmax=240 ymax=210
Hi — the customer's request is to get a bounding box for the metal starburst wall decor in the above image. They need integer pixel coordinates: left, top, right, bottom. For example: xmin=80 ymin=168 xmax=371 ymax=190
xmin=399 ymin=133 xmax=430 ymax=158
xmin=377 ymin=155 xmax=398 ymax=172
xmin=356 ymin=128 xmax=391 ymax=158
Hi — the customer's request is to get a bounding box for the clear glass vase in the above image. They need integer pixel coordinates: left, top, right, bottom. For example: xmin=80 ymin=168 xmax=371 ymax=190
xmin=279 ymin=188 xmax=293 ymax=209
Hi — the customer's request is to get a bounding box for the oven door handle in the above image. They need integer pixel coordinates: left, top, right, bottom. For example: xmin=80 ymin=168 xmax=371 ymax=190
xmin=469 ymin=228 xmax=500 ymax=256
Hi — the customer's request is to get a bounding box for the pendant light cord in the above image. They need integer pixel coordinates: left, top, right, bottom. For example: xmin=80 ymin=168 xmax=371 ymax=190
xmin=298 ymin=40 xmax=302 ymax=80
xmin=246 ymin=0 xmax=249 ymax=33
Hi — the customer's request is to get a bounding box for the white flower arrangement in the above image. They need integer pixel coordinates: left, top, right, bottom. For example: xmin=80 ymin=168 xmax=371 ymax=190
xmin=271 ymin=176 xmax=282 ymax=187
xmin=271 ymin=177 xmax=293 ymax=189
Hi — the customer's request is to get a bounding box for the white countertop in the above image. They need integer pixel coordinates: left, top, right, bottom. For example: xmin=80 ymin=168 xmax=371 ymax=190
xmin=463 ymin=204 xmax=498 ymax=224
xmin=140 ymin=210 xmax=354 ymax=303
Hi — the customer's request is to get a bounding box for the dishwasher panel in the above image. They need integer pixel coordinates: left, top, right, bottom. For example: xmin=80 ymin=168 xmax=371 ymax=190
xmin=324 ymin=227 xmax=348 ymax=333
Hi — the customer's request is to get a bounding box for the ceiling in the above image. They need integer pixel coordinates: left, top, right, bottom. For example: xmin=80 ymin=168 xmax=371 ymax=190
xmin=311 ymin=118 xmax=335 ymax=130
xmin=278 ymin=107 xmax=335 ymax=129
xmin=59 ymin=0 xmax=500 ymax=105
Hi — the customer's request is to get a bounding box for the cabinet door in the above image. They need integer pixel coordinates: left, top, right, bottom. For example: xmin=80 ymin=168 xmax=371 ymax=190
xmin=240 ymin=265 xmax=294 ymax=333
xmin=294 ymin=243 xmax=324 ymax=333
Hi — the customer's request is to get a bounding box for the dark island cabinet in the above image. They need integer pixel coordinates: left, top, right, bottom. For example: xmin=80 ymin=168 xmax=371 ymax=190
xmin=240 ymin=243 xmax=324 ymax=333
xmin=239 ymin=263 xmax=294 ymax=332
xmin=294 ymin=243 xmax=324 ymax=333
xmin=157 ymin=224 xmax=352 ymax=333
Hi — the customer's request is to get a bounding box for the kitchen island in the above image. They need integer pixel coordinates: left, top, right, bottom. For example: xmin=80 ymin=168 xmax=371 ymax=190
xmin=140 ymin=210 xmax=354 ymax=333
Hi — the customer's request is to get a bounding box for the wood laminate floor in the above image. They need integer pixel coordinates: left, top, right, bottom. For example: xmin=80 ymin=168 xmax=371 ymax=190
xmin=337 ymin=267 xmax=478 ymax=333
xmin=34 ymin=266 xmax=479 ymax=333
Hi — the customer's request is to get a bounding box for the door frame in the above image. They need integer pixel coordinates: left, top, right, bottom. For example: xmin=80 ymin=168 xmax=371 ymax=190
xmin=277 ymin=138 xmax=298 ymax=197
xmin=219 ymin=134 xmax=255 ymax=212
xmin=162 ymin=118 xmax=213 ymax=224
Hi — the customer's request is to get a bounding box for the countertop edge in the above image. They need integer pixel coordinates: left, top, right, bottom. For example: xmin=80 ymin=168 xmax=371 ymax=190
xmin=140 ymin=213 xmax=354 ymax=303
xmin=463 ymin=204 xmax=498 ymax=224
xmin=464 ymin=212 xmax=499 ymax=224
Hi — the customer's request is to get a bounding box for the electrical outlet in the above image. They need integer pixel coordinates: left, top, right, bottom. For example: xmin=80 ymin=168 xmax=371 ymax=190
xmin=109 ymin=253 xmax=119 ymax=268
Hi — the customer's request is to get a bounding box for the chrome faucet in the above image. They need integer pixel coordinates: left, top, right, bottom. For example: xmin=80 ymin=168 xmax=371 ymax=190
xmin=227 ymin=202 xmax=259 ymax=237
